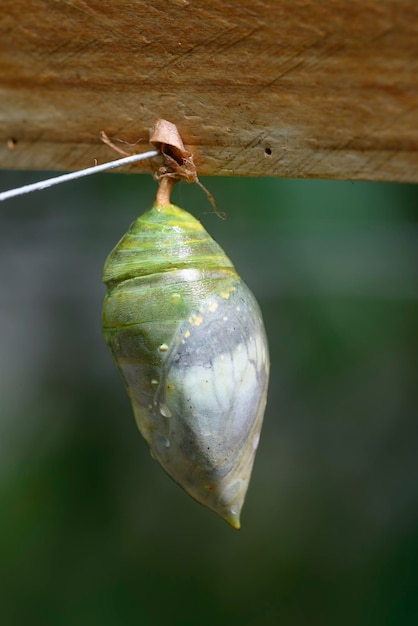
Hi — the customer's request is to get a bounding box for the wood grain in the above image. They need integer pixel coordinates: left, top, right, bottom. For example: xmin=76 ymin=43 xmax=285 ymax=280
xmin=1 ymin=0 xmax=418 ymax=181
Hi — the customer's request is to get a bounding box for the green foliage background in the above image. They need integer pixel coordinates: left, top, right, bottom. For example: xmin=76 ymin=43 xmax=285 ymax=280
xmin=0 ymin=171 xmax=417 ymax=625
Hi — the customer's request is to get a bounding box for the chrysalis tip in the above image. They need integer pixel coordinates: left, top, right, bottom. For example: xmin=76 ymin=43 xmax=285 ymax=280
xmin=224 ymin=512 xmax=241 ymax=530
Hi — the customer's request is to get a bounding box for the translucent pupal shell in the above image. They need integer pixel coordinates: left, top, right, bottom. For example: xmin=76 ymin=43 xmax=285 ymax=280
xmin=102 ymin=203 xmax=269 ymax=528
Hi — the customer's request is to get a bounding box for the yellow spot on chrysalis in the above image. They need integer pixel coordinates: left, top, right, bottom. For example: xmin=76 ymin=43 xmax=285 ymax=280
xmin=220 ymin=286 xmax=236 ymax=300
xmin=171 ymin=293 xmax=181 ymax=303
xmin=184 ymin=330 xmax=191 ymax=338
xmin=159 ymin=343 xmax=169 ymax=352
xmin=189 ymin=314 xmax=203 ymax=326
xmin=208 ymin=301 xmax=218 ymax=312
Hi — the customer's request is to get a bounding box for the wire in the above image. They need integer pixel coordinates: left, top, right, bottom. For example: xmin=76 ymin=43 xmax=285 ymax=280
xmin=0 ymin=150 xmax=159 ymax=202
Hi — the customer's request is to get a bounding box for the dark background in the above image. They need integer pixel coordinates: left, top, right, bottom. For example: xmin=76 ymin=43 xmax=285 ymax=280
xmin=0 ymin=170 xmax=417 ymax=625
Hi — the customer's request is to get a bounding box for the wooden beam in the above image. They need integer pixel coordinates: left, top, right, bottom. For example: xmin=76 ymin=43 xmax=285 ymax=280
xmin=1 ymin=0 xmax=418 ymax=181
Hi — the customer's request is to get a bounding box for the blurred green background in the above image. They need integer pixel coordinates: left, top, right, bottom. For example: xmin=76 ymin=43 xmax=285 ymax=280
xmin=0 ymin=170 xmax=417 ymax=625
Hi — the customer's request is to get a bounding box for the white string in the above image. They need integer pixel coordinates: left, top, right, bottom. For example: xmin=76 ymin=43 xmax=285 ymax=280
xmin=0 ymin=150 xmax=159 ymax=202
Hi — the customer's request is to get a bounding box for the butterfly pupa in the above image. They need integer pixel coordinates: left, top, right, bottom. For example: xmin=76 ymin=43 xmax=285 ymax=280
xmin=102 ymin=124 xmax=269 ymax=528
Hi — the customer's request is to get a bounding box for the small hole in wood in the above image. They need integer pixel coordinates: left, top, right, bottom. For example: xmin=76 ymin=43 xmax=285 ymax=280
xmin=264 ymin=147 xmax=272 ymax=156
xmin=7 ymin=137 xmax=18 ymax=150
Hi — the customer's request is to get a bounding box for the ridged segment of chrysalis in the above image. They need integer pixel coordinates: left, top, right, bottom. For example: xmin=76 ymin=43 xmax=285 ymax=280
xmin=102 ymin=202 xmax=269 ymax=529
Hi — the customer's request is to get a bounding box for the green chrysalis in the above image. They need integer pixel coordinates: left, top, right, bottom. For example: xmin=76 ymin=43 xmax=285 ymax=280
xmin=102 ymin=200 xmax=269 ymax=528
xmin=102 ymin=120 xmax=269 ymax=528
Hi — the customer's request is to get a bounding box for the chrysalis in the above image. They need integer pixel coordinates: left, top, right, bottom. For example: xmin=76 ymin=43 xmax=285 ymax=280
xmin=102 ymin=121 xmax=269 ymax=528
